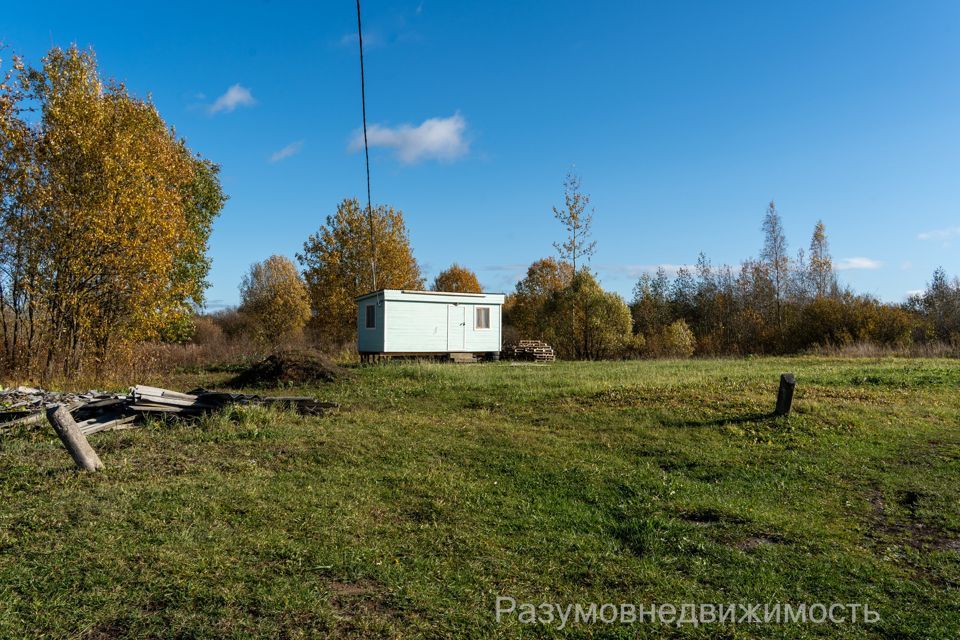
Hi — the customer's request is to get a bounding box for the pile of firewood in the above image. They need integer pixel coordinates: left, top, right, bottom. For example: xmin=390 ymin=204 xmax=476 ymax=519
xmin=504 ymin=340 xmax=556 ymax=362
xmin=1 ymin=385 xmax=338 ymax=471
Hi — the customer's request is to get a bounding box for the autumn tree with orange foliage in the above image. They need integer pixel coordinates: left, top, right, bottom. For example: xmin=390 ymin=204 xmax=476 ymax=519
xmin=0 ymin=46 xmax=224 ymax=378
xmin=298 ymin=198 xmax=423 ymax=348
xmin=503 ymin=257 xmax=573 ymax=339
xmin=431 ymin=264 xmax=482 ymax=293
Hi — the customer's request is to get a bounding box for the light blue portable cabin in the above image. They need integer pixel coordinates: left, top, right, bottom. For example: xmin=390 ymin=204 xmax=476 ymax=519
xmin=355 ymin=289 xmax=504 ymax=362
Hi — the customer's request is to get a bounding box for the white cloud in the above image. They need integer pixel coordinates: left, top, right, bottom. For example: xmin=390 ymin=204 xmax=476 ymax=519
xmin=204 ymin=299 xmax=232 ymax=311
xmin=269 ymin=140 xmax=304 ymax=163
xmin=208 ymin=84 xmax=256 ymax=114
xmin=604 ymin=259 xmax=882 ymax=277
xmin=834 ymin=257 xmax=882 ymax=271
xmin=350 ymin=113 xmax=469 ymax=164
xmin=484 ymin=263 xmax=529 ymax=272
xmin=905 ymin=289 xmax=924 ymax=298
xmin=918 ymin=226 xmax=960 ymax=242
xmin=599 ymin=264 xmax=696 ymax=279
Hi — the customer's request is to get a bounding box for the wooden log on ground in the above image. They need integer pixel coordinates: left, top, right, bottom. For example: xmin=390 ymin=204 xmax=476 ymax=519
xmin=46 ymin=405 xmax=104 ymax=471
xmin=0 ymin=411 xmax=46 ymax=432
xmin=1 ymin=400 xmax=86 ymax=434
xmin=775 ymin=373 xmax=796 ymax=416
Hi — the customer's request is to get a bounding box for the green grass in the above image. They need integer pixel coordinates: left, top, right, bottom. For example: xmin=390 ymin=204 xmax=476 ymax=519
xmin=1 ymin=357 xmax=958 ymax=638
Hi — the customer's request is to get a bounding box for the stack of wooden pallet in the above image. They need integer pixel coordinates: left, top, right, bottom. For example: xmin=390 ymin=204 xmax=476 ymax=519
xmin=504 ymin=340 xmax=556 ymax=362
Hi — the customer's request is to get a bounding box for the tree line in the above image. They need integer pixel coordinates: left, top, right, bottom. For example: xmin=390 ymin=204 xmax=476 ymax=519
xmin=235 ymin=169 xmax=959 ymax=361
xmin=506 ymin=189 xmax=959 ymax=358
xmin=3 ymin=46 xmax=956 ymax=377
xmin=234 ymin=199 xmax=484 ymax=350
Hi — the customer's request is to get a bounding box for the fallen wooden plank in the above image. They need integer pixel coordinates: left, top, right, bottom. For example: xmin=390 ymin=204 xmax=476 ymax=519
xmin=131 ymin=395 xmax=213 ymax=408
xmin=78 ymin=414 xmax=138 ymax=436
xmin=3 ymin=385 xmax=337 ymax=446
xmin=129 ymin=404 xmax=193 ymax=413
xmin=80 ymin=397 xmax=127 ymax=410
xmin=1 ymin=400 xmax=86 ymax=433
xmin=0 ymin=411 xmax=45 ymax=431
xmin=132 ymin=385 xmax=202 ymax=401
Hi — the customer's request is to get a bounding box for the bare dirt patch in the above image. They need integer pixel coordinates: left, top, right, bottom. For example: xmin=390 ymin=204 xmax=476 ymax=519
xmin=867 ymin=488 xmax=958 ymax=551
xmin=327 ymin=579 xmax=401 ymax=626
xmin=330 ymin=581 xmax=377 ymax=598
xmin=732 ymin=535 xmax=783 ymax=550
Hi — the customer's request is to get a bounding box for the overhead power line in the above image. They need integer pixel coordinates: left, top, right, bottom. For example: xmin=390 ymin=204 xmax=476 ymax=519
xmin=356 ymin=0 xmax=378 ymax=290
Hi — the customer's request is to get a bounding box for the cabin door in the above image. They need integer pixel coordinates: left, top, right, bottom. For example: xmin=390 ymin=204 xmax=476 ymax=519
xmin=447 ymin=304 xmax=465 ymax=351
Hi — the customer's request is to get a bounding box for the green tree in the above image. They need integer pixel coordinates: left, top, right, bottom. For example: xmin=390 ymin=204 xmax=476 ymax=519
xmin=909 ymin=267 xmax=960 ymax=342
xmin=542 ymin=271 xmax=632 ymax=359
xmin=631 ymin=268 xmax=672 ymax=336
xmin=163 ymin=156 xmax=228 ymax=341
xmin=652 ymin=319 xmax=696 ymax=358
xmin=0 ymin=50 xmax=37 ymax=372
xmin=732 ymin=259 xmax=778 ymax=354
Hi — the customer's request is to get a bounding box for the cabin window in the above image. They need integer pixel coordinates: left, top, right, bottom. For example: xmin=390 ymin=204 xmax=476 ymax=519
xmin=475 ymin=306 xmax=491 ymax=330
xmin=365 ymin=304 xmax=376 ymax=329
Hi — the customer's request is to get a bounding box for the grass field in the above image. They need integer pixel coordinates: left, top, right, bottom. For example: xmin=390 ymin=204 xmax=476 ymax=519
xmin=1 ymin=358 xmax=958 ymax=638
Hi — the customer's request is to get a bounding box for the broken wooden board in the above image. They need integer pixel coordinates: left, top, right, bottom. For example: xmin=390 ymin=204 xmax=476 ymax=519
xmin=2 ymin=386 xmax=338 ymax=441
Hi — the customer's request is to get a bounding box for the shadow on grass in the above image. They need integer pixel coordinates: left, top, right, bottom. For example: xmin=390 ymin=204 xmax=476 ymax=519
xmin=677 ymin=411 xmax=779 ymax=428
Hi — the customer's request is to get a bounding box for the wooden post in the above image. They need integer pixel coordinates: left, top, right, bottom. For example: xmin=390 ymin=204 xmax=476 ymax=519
xmin=46 ymin=405 xmax=104 ymax=472
xmin=775 ymin=373 xmax=796 ymax=416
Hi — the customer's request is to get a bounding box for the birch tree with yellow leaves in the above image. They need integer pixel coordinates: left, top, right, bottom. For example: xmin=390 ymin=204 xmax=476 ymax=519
xmin=0 ymin=46 xmax=224 ymax=378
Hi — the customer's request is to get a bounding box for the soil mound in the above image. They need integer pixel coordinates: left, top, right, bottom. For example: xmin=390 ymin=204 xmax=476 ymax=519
xmin=231 ymin=350 xmax=349 ymax=387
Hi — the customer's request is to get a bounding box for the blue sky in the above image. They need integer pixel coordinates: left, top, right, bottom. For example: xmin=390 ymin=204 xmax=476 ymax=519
xmin=3 ymin=0 xmax=958 ymax=307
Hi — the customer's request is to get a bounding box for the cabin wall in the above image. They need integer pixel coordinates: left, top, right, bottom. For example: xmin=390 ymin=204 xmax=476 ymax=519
xmin=383 ymin=300 xmax=448 ymax=352
xmin=381 ymin=300 xmax=501 ymax=353
xmin=356 ymin=297 xmax=385 ymax=352
xmin=463 ymin=303 xmax=502 ymax=353
xmin=356 ymin=291 xmax=504 ymax=354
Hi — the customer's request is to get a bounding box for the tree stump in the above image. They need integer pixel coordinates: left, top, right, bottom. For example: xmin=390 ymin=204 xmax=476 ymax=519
xmin=775 ymin=373 xmax=796 ymax=416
